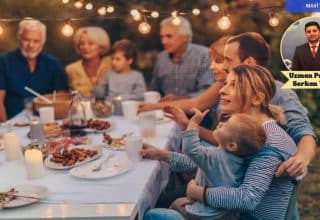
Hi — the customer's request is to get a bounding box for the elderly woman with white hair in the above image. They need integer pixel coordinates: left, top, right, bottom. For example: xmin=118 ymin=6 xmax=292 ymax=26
xmin=151 ymin=16 xmax=213 ymax=101
xmin=0 ymin=17 xmax=67 ymax=121
xmin=65 ymin=26 xmax=112 ymax=98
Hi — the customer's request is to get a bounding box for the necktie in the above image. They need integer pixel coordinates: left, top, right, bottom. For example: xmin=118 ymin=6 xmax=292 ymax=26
xmin=311 ymin=45 xmax=317 ymax=58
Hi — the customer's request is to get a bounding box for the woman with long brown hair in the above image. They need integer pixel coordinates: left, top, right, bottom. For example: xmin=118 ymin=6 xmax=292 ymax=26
xmin=142 ymin=65 xmax=297 ymax=220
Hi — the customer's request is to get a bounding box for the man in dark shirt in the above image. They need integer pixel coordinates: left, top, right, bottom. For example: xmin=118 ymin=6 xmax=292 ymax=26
xmin=0 ymin=18 xmax=67 ymax=121
xmin=292 ymin=21 xmax=320 ymax=70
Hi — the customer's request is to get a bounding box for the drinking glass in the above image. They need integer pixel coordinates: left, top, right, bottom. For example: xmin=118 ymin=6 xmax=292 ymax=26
xmin=139 ymin=111 xmax=156 ymax=139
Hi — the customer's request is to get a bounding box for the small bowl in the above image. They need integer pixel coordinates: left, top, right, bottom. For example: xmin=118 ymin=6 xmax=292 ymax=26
xmin=33 ymin=92 xmax=72 ymax=120
xmin=91 ymin=100 xmax=113 ymax=118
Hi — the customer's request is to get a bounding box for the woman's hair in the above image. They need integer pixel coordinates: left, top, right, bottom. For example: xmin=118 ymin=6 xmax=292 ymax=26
xmin=232 ymin=64 xmax=285 ymax=124
xmin=228 ymin=113 xmax=266 ymax=157
xmin=18 ymin=17 xmax=46 ymax=45
xmin=112 ymin=39 xmax=137 ymax=61
xmin=74 ymin=26 xmax=110 ymax=56
xmin=160 ymin=16 xmax=192 ymax=42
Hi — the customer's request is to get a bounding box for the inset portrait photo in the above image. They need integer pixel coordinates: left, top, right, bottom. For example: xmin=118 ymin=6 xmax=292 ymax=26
xmin=281 ymin=16 xmax=320 ymax=71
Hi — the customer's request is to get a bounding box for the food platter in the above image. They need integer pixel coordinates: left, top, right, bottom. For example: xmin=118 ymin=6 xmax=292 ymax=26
xmin=44 ymin=144 xmax=102 ymax=170
xmin=0 ymin=185 xmax=47 ymax=209
xmin=70 ymin=156 xmax=132 ymax=179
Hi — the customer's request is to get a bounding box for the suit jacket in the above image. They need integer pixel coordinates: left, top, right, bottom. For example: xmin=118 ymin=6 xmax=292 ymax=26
xmin=292 ymin=43 xmax=320 ymax=70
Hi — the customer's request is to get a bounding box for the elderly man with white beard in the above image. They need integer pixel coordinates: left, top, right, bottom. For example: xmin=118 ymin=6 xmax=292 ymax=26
xmin=0 ymin=18 xmax=67 ymax=121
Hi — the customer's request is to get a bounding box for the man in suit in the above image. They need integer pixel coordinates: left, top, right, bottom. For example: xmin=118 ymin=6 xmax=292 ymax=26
xmin=292 ymin=21 xmax=320 ymax=70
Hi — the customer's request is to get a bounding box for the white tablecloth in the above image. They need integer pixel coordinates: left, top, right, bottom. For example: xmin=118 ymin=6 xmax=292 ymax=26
xmin=0 ymin=114 xmax=179 ymax=219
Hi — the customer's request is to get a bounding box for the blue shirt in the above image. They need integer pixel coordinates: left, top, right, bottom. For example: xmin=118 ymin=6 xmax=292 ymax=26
xmin=0 ymin=49 xmax=68 ymax=118
xmin=152 ymin=43 xmax=214 ymax=96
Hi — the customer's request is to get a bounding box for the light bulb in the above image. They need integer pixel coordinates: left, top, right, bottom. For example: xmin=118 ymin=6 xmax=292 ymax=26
xmin=85 ymin=3 xmax=93 ymax=10
xmin=217 ymin=16 xmax=231 ymax=30
xmin=171 ymin=10 xmax=178 ymax=17
xmin=211 ymin=5 xmax=220 ymax=13
xmin=97 ymin=7 xmax=107 ymax=16
xmin=130 ymin=9 xmax=139 ymax=17
xmin=192 ymin=8 xmax=200 ymax=16
xmin=74 ymin=1 xmax=83 ymax=9
xmin=151 ymin=11 xmax=159 ymax=18
xmin=61 ymin=24 xmax=74 ymax=37
xmin=133 ymin=13 xmax=142 ymax=21
xmin=107 ymin=6 xmax=114 ymax=13
xmin=269 ymin=17 xmax=279 ymax=27
xmin=62 ymin=0 xmax=69 ymax=4
xmin=0 ymin=25 xmax=3 ymax=36
xmin=172 ymin=17 xmax=181 ymax=25
xmin=138 ymin=21 xmax=151 ymax=34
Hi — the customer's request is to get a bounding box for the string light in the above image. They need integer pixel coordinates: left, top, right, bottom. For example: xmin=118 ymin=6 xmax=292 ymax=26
xmin=61 ymin=21 xmax=74 ymax=37
xmin=211 ymin=5 xmax=220 ymax=13
xmin=138 ymin=21 xmax=151 ymax=34
xmin=171 ymin=10 xmax=178 ymax=17
xmin=192 ymin=8 xmax=200 ymax=16
xmin=133 ymin=13 xmax=142 ymax=21
xmin=62 ymin=0 xmax=69 ymax=4
xmin=151 ymin=11 xmax=159 ymax=18
xmin=97 ymin=7 xmax=107 ymax=16
xmin=106 ymin=6 xmax=114 ymax=13
xmin=268 ymin=13 xmax=279 ymax=27
xmin=217 ymin=15 xmax=231 ymax=30
xmin=85 ymin=3 xmax=93 ymax=10
xmin=74 ymin=1 xmax=83 ymax=9
xmin=130 ymin=9 xmax=140 ymax=17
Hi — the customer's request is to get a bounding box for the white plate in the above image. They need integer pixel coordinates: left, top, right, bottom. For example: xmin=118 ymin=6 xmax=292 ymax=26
xmin=44 ymin=144 xmax=103 ymax=170
xmin=0 ymin=185 xmax=47 ymax=208
xmin=70 ymin=157 xmax=132 ymax=179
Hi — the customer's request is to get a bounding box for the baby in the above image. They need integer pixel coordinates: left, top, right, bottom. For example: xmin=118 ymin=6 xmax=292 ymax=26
xmin=171 ymin=108 xmax=266 ymax=219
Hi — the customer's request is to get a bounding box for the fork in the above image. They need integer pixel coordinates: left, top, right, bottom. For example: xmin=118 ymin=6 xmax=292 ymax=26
xmin=92 ymin=152 xmax=115 ymax=172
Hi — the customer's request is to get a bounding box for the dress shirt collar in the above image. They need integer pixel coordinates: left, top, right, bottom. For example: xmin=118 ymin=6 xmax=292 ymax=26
xmin=309 ymin=41 xmax=320 ymax=49
xmin=168 ymin=43 xmax=192 ymax=64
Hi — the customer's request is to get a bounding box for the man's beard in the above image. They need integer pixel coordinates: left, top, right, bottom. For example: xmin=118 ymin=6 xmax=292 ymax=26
xmin=309 ymin=38 xmax=320 ymax=44
xmin=21 ymin=47 xmax=42 ymax=59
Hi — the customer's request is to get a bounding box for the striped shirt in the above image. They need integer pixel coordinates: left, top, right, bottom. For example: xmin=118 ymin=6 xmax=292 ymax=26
xmin=205 ymin=120 xmax=297 ymax=220
xmin=151 ymin=43 xmax=214 ymax=96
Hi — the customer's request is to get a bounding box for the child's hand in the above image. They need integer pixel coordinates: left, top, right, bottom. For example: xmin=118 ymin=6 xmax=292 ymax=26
xmin=163 ymin=105 xmax=189 ymax=130
xmin=187 ymin=108 xmax=209 ymax=129
xmin=139 ymin=143 xmax=171 ymax=161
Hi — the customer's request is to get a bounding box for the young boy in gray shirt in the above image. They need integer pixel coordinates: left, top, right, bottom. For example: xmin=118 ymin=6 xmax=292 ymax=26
xmin=95 ymin=39 xmax=146 ymax=100
xmin=169 ymin=108 xmax=266 ymax=219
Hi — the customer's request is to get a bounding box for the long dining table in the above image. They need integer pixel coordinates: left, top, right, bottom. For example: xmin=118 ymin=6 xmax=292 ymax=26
xmin=0 ymin=112 xmax=180 ymax=220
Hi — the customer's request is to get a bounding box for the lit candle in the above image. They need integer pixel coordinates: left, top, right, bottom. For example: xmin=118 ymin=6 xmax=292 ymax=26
xmin=24 ymin=149 xmax=45 ymax=179
xmin=3 ymin=132 xmax=21 ymax=161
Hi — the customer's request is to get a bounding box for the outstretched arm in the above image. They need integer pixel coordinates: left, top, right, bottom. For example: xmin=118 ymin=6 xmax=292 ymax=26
xmin=139 ymin=81 xmax=223 ymax=114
